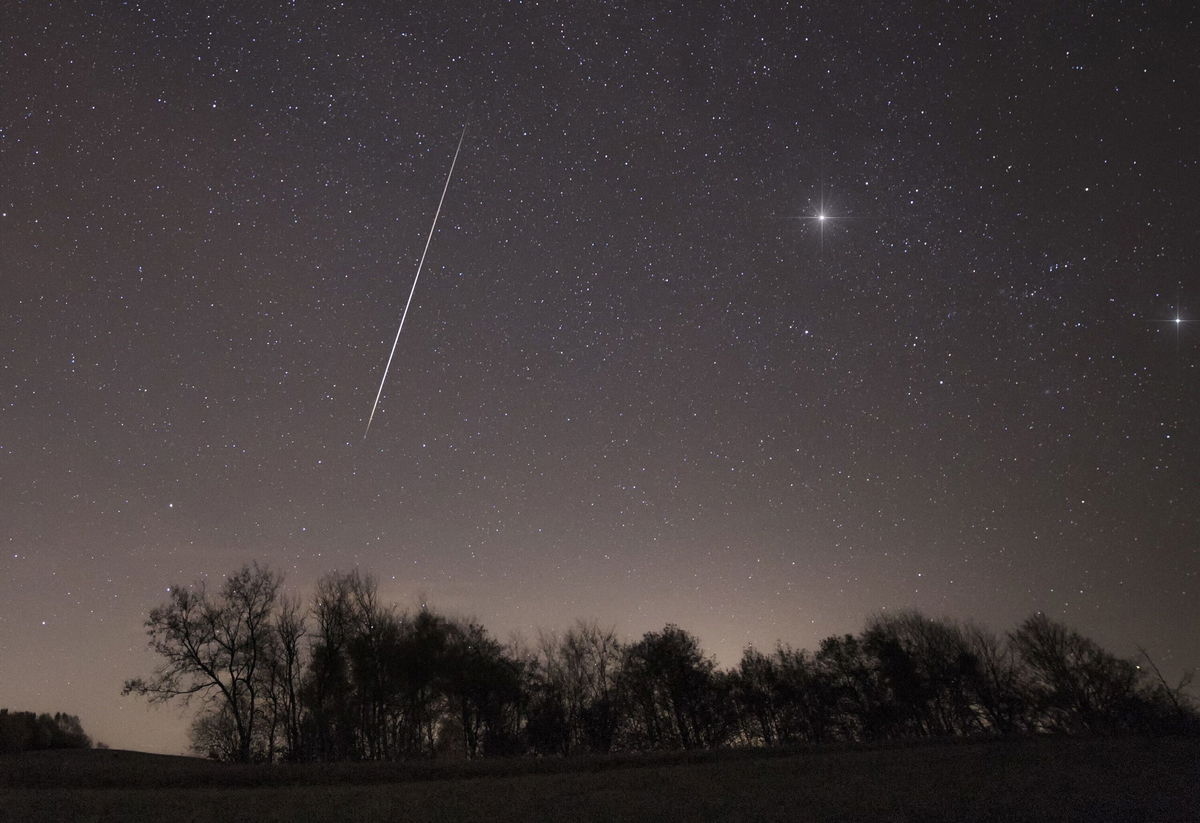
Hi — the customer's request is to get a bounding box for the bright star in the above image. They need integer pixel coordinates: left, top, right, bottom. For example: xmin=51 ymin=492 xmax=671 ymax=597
xmin=1142 ymin=301 xmax=1192 ymax=359
xmin=778 ymin=185 xmax=862 ymax=253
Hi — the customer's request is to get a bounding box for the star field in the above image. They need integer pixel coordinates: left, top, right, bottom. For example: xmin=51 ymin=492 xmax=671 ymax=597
xmin=1 ymin=1 xmax=1196 ymax=753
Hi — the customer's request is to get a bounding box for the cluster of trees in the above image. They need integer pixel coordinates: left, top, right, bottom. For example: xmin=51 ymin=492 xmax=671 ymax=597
xmin=0 ymin=710 xmax=92 ymax=753
xmin=125 ymin=564 xmax=1197 ymax=762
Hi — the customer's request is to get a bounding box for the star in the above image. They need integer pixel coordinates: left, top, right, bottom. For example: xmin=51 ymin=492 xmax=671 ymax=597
xmin=785 ymin=205 xmax=841 ymax=250
xmin=799 ymin=206 xmax=845 ymax=251
xmin=1142 ymin=301 xmax=1193 ymax=361
xmin=786 ymin=185 xmax=863 ymax=251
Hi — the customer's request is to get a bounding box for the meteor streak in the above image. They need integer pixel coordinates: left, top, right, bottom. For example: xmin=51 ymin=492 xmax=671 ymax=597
xmin=364 ymin=126 xmax=466 ymax=438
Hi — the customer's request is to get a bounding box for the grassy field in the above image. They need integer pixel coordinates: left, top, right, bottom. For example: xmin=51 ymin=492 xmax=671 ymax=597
xmin=2 ymin=736 xmax=1197 ymax=822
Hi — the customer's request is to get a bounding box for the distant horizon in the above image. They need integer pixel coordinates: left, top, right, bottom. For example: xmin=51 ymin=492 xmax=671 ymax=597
xmin=13 ymin=564 xmax=1195 ymax=755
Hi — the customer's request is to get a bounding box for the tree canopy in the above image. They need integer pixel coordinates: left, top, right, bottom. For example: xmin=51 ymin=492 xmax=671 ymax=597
xmin=0 ymin=710 xmax=92 ymax=753
xmin=124 ymin=563 xmax=1198 ymax=763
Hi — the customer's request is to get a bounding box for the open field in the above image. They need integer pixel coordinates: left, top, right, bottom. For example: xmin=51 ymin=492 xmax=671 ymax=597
xmin=2 ymin=736 xmax=1197 ymax=822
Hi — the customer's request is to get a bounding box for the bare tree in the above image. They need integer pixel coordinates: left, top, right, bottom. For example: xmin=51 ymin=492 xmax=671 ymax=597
xmin=260 ymin=593 xmax=307 ymax=760
xmin=304 ymin=569 xmax=371 ymax=760
xmin=123 ymin=563 xmax=282 ymax=762
xmin=1136 ymin=646 xmax=1198 ymax=732
xmin=863 ymin=611 xmax=982 ymax=737
xmin=1010 ymin=613 xmax=1140 ymax=733
xmin=531 ymin=620 xmax=623 ymax=755
xmin=965 ymin=623 xmax=1027 ymax=734
xmin=189 ymin=704 xmax=240 ymax=760
xmin=730 ymin=646 xmax=785 ymax=746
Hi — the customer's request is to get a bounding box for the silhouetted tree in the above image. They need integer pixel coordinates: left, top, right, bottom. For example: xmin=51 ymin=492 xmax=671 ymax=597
xmin=342 ymin=572 xmax=402 ymax=760
xmin=1010 ymin=613 xmax=1140 ymax=733
xmin=730 ymin=647 xmax=783 ymax=746
xmin=619 ymin=625 xmax=727 ymax=749
xmin=299 ymin=572 xmax=488 ymax=762
xmin=393 ymin=607 xmax=456 ymax=757
xmin=528 ymin=620 xmax=623 ymax=755
xmin=126 ymin=561 xmax=1200 ymax=763
xmin=964 ymin=624 xmax=1029 ymax=734
xmin=302 ymin=570 xmax=359 ymax=760
xmin=0 ymin=710 xmax=92 ymax=753
xmin=189 ymin=704 xmax=240 ymax=760
xmin=863 ymin=611 xmax=982 ymax=737
xmin=443 ymin=622 xmax=524 ymax=758
xmin=775 ymin=645 xmax=839 ymax=743
xmin=814 ymin=634 xmax=888 ymax=740
xmin=123 ymin=563 xmax=282 ymax=762
xmin=260 ymin=594 xmax=308 ymax=760
xmin=1135 ymin=647 xmax=1200 ymax=734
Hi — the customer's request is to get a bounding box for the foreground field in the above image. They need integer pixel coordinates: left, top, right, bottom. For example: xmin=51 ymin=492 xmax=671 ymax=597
xmin=2 ymin=736 xmax=1197 ymax=822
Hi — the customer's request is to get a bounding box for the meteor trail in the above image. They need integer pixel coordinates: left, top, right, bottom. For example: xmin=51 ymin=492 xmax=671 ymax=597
xmin=364 ymin=126 xmax=466 ymax=438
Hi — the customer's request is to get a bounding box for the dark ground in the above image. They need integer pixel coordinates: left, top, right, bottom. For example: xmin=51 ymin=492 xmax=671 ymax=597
xmin=1 ymin=736 xmax=1197 ymax=822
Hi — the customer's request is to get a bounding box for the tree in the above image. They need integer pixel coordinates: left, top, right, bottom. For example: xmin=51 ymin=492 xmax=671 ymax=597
xmin=303 ymin=570 xmax=359 ymax=760
xmin=964 ymin=624 xmax=1028 ymax=734
xmin=125 ymin=559 xmax=1199 ymax=761
xmin=261 ymin=594 xmax=308 ymax=760
xmin=189 ymin=704 xmax=241 ymax=760
xmin=730 ymin=647 xmax=783 ymax=746
xmin=0 ymin=710 xmax=92 ymax=753
xmin=1010 ymin=613 xmax=1140 ymax=733
xmin=813 ymin=633 xmax=888 ymax=740
xmin=299 ymin=573 xmax=476 ymax=762
xmin=443 ymin=622 xmax=524 ymax=758
xmin=863 ymin=611 xmax=982 ymax=738
xmin=1135 ymin=647 xmax=1200 ymax=734
xmin=123 ymin=563 xmax=282 ymax=762
xmin=529 ymin=620 xmax=623 ymax=755
xmin=389 ymin=606 xmax=456 ymax=758
xmin=619 ymin=625 xmax=727 ymax=750
xmin=773 ymin=644 xmax=838 ymax=743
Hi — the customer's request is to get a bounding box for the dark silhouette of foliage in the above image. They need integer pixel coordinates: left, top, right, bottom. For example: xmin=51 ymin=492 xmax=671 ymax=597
xmin=963 ymin=623 xmax=1030 ymax=734
xmin=862 ymin=611 xmax=983 ymax=737
xmin=0 ymin=710 xmax=92 ymax=753
xmin=126 ymin=563 xmax=1199 ymax=762
xmin=444 ymin=622 xmax=525 ymax=758
xmin=526 ymin=620 xmax=622 ymax=755
xmin=1011 ymin=613 xmax=1143 ymax=733
xmin=618 ymin=624 xmax=730 ymax=750
xmin=729 ymin=644 xmax=838 ymax=746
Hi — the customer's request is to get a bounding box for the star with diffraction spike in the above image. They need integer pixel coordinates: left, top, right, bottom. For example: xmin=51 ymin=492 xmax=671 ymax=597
xmin=785 ymin=185 xmax=857 ymax=251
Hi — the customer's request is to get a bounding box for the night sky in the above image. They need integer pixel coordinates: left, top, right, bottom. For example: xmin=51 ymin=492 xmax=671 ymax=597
xmin=2 ymin=1 xmax=1196 ymax=755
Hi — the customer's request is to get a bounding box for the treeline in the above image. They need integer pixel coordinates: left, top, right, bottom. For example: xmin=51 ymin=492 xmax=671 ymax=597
xmin=124 ymin=564 xmax=1198 ymax=762
xmin=0 ymin=710 xmax=92 ymax=754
